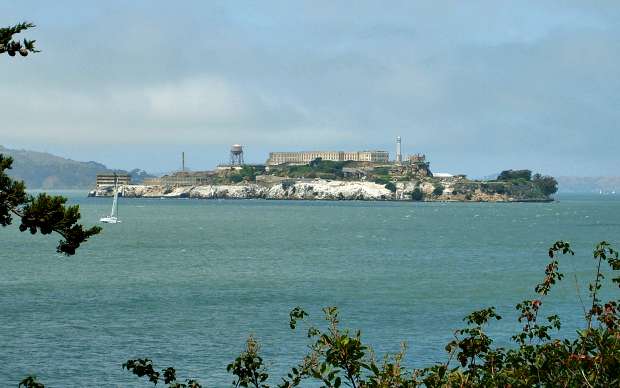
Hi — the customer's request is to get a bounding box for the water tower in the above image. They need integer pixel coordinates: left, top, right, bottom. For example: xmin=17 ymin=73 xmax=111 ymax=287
xmin=230 ymin=144 xmax=244 ymax=165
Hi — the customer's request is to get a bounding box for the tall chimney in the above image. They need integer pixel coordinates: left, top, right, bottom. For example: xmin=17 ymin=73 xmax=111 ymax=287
xmin=182 ymin=151 xmax=185 ymax=172
xmin=396 ymin=136 xmax=402 ymax=164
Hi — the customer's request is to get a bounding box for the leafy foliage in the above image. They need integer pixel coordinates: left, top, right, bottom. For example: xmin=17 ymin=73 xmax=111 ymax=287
xmin=497 ymin=169 xmax=532 ymax=182
xmin=0 ymin=22 xmax=39 ymax=57
xmin=1 ymin=154 xmax=100 ymax=254
xmin=432 ymin=183 xmax=444 ymax=196
xmin=384 ymin=182 xmax=397 ymax=193
xmin=123 ymin=359 xmax=203 ymax=388
xmin=532 ymin=173 xmax=558 ymax=196
xmin=18 ymin=377 xmax=44 ymax=388
xmin=410 ymin=188 xmax=424 ymax=201
xmin=271 ymin=158 xmax=347 ymax=180
xmin=460 ymin=171 xmax=557 ymax=200
xmin=121 ymin=240 xmax=620 ymax=388
xmin=228 ymin=165 xmax=264 ymax=184
xmin=227 ymin=336 xmax=269 ymax=388
xmin=373 ymin=176 xmax=391 ymax=185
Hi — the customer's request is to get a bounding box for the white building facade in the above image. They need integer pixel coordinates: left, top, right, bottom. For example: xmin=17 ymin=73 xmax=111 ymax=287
xmin=267 ymin=150 xmax=389 ymax=165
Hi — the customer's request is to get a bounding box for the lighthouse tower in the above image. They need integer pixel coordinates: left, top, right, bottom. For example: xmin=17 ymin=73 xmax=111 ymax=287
xmin=396 ymin=136 xmax=402 ymax=164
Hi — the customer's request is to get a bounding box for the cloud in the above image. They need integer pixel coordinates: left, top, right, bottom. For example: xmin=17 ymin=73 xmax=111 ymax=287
xmin=0 ymin=1 xmax=619 ymax=175
xmin=141 ymin=76 xmax=246 ymax=122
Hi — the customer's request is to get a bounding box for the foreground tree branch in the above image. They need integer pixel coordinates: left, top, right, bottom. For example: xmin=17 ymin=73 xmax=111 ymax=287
xmin=1 ymin=154 xmax=101 ymax=254
xmin=0 ymin=22 xmax=39 ymax=57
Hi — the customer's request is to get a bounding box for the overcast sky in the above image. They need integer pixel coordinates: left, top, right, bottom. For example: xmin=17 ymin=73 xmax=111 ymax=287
xmin=1 ymin=1 xmax=618 ymax=176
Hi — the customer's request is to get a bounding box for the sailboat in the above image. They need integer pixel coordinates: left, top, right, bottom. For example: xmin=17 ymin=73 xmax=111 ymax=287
xmin=100 ymin=183 xmax=121 ymax=224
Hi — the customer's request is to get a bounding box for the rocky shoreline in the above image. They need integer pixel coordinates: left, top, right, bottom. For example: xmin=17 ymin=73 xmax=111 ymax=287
xmin=88 ymin=179 xmax=553 ymax=202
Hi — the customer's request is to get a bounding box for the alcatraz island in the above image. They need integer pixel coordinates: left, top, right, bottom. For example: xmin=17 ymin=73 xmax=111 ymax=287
xmin=89 ymin=137 xmax=558 ymax=202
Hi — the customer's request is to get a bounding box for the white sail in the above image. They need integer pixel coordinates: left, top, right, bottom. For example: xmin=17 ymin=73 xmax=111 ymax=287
xmin=110 ymin=189 xmax=118 ymax=217
xmin=100 ymin=179 xmax=121 ymax=224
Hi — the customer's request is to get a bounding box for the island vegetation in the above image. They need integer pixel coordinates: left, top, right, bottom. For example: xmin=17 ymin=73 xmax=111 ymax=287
xmin=194 ymin=162 xmax=558 ymax=202
xmin=91 ymin=160 xmax=558 ymax=202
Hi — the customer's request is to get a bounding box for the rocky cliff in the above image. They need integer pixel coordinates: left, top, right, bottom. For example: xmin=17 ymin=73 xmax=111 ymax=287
xmin=91 ymin=180 xmax=393 ymax=200
xmin=89 ymin=178 xmax=552 ymax=202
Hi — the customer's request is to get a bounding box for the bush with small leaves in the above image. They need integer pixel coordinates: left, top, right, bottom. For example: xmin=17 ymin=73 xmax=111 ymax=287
xmin=18 ymin=377 xmax=44 ymax=388
xmin=123 ymin=241 xmax=620 ymax=388
xmin=410 ymin=188 xmax=424 ymax=201
xmin=384 ymin=182 xmax=397 ymax=193
xmin=123 ymin=359 xmax=203 ymax=388
xmin=432 ymin=183 xmax=444 ymax=196
xmin=227 ymin=336 xmax=269 ymax=388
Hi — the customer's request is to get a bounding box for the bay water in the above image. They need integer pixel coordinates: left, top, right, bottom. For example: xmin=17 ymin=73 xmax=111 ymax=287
xmin=1 ymin=193 xmax=619 ymax=387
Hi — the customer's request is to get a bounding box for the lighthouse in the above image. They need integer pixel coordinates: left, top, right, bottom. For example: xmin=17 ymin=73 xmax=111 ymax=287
xmin=396 ymin=136 xmax=402 ymax=164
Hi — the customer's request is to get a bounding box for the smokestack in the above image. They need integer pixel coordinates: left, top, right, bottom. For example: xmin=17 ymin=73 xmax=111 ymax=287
xmin=182 ymin=151 xmax=185 ymax=172
xmin=396 ymin=136 xmax=402 ymax=164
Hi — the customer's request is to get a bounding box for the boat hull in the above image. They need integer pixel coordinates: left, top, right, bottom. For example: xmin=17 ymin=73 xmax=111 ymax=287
xmin=99 ymin=217 xmax=121 ymax=224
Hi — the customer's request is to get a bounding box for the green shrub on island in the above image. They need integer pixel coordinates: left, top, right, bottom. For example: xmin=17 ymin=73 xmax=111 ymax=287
xmin=372 ymin=166 xmax=391 ymax=176
xmin=374 ymin=176 xmax=391 ymax=185
xmin=432 ymin=182 xmax=445 ymax=196
xmin=491 ymin=169 xmax=557 ymax=198
xmin=457 ymin=171 xmax=557 ymax=200
xmin=226 ymin=165 xmax=262 ymax=184
xmin=532 ymin=173 xmax=558 ymax=196
xmin=411 ymin=188 xmax=424 ymax=201
xmin=385 ymin=182 xmax=397 ymax=193
xmin=497 ymin=169 xmax=533 ymax=182
xmin=272 ymin=158 xmax=346 ymax=180
xmin=229 ymin=174 xmax=244 ymax=183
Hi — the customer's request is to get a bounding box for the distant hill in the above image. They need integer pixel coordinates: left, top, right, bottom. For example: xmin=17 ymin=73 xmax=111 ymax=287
xmin=556 ymin=176 xmax=620 ymax=194
xmin=0 ymin=145 xmax=153 ymax=189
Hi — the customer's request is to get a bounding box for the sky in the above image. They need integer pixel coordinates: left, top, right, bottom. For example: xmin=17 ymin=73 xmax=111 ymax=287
xmin=0 ymin=1 xmax=618 ymax=176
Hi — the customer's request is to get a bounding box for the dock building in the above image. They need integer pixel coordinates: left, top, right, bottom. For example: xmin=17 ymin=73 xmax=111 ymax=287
xmin=142 ymin=177 xmax=162 ymax=185
xmin=96 ymin=173 xmax=131 ymax=186
xmin=266 ymin=150 xmax=389 ymax=165
xmin=160 ymin=171 xmax=216 ymax=186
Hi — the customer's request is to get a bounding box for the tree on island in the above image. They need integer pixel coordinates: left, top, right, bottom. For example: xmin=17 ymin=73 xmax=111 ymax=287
xmin=432 ymin=182 xmax=445 ymax=196
xmin=532 ymin=173 xmax=558 ymax=196
xmin=385 ymin=182 xmax=397 ymax=193
xmin=497 ymin=169 xmax=532 ymax=182
xmin=411 ymin=187 xmax=424 ymax=201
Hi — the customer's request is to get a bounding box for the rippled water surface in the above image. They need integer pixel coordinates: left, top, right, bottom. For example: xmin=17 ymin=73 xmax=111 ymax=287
xmin=1 ymin=193 xmax=619 ymax=387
